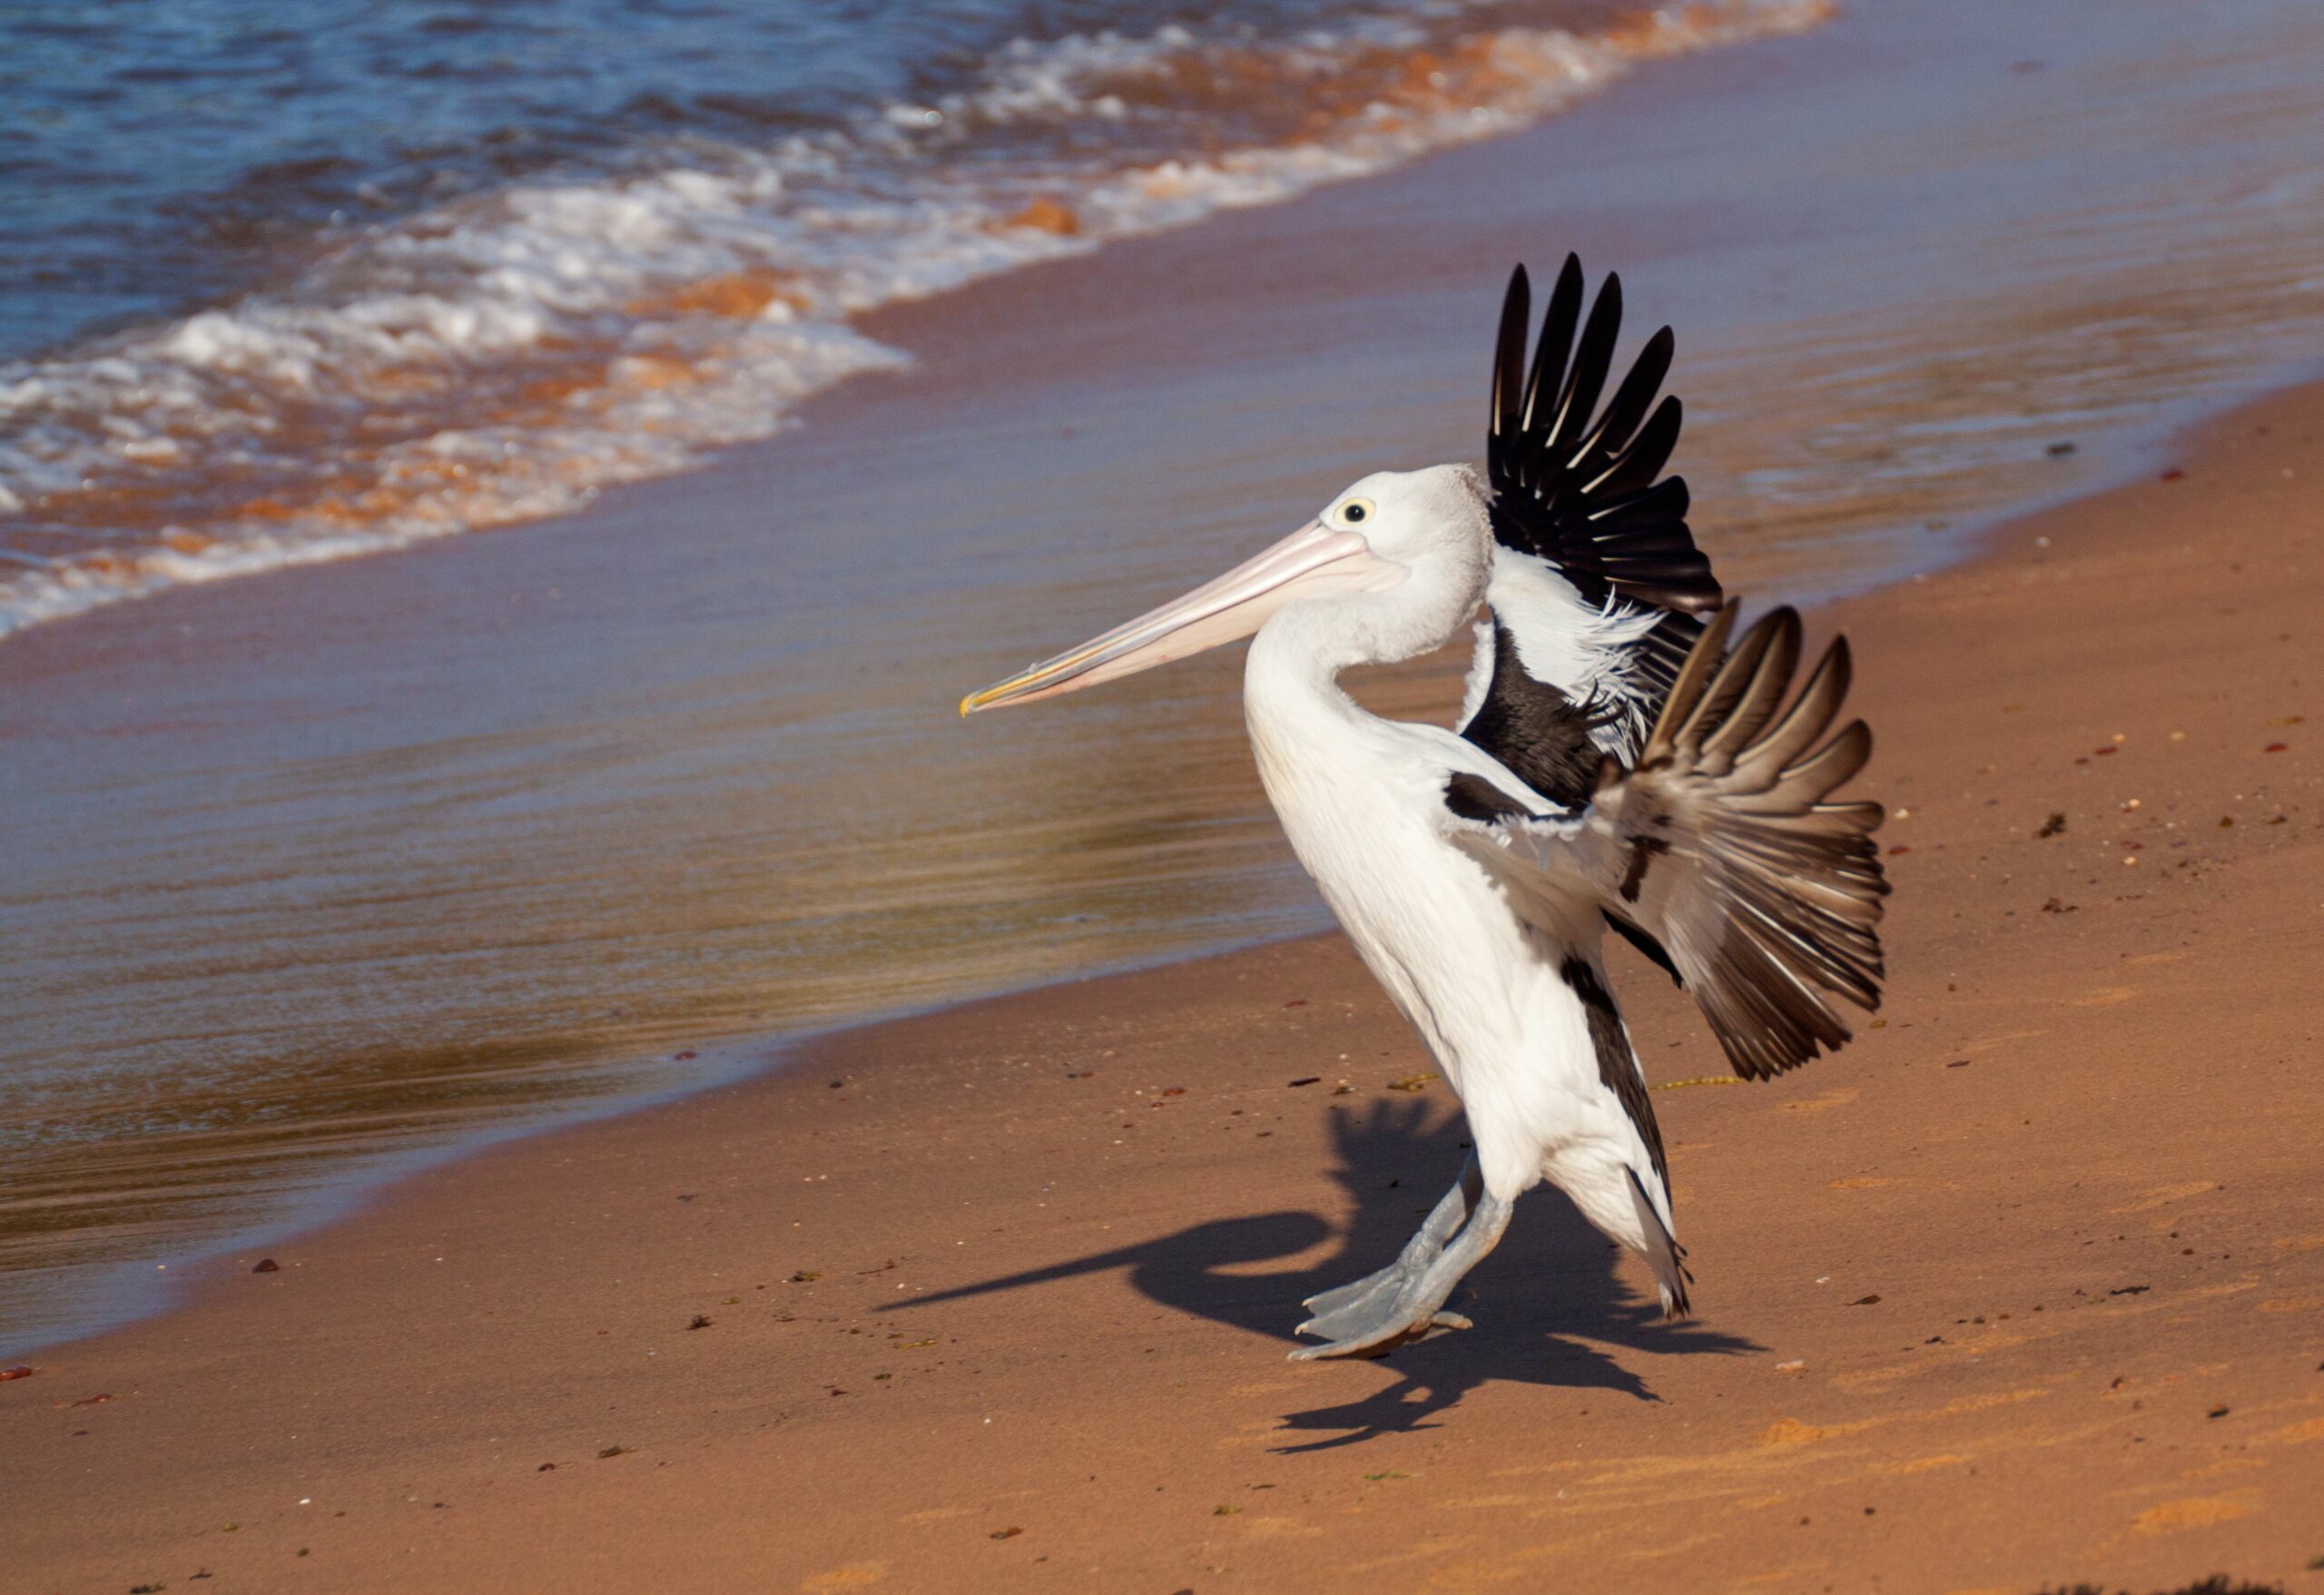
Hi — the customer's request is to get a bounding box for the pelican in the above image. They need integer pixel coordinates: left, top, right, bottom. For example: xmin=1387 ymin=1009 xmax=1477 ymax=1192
xmin=961 ymin=264 xmax=1887 ymax=1359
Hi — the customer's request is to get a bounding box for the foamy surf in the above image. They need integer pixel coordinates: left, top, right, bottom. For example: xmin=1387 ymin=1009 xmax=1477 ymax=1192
xmin=0 ymin=0 xmax=1828 ymax=637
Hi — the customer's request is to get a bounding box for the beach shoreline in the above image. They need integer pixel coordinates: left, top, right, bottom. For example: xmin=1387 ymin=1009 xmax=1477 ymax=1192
xmin=0 ymin=334 xmax=2265 ymax=1366
xmin=15 ymin=0 xmax=2324 ymax=1355
xmin=5 ymin=368 xmax=2319 ymax=1590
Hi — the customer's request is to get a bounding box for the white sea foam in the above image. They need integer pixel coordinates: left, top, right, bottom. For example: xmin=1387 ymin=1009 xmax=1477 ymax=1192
xmin=0 ymin=0 xmax=1829 ymax=636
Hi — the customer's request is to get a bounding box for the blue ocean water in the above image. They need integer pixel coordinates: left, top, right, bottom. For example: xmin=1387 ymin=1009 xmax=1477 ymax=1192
xmin=0 ymin=0 xmax=1816 ymax=633
xmin=0 ymin=0 xmax=1363 ymax=363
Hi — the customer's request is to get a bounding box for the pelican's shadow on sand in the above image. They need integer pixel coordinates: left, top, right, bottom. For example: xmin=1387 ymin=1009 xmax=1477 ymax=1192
xmin=896 ymin=1098 xmax=1758 ymax=1451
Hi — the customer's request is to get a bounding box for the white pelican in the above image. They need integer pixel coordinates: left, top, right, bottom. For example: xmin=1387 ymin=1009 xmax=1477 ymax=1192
xmin=961 ymin=264 xmax=1886 ymax=1359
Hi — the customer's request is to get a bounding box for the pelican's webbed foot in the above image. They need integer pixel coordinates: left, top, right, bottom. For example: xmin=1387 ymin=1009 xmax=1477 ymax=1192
xmin=1290 ymin=1186 xmax=1512 ymax=1361
xmin=1298 ymin=1154 xmax=1480 ymax=1338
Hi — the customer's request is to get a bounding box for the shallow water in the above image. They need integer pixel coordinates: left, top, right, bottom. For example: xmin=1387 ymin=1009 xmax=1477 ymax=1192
xmin=6 ymin=0 xmax=2324 ymax=1353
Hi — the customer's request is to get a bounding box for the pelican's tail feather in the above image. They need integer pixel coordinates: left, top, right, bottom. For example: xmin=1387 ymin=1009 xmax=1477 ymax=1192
xmin=1628 ymin=1167 xmax=1693 ymax=1318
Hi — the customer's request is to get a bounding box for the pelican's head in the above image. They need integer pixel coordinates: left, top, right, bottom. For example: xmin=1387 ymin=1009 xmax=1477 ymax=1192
xmin=960 ymin=464 xmax=1489 ymax=714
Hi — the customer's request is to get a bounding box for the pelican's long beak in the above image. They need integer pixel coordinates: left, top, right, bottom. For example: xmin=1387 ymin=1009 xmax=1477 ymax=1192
xmin=960 ymin=521 xmax=1404 ymax=715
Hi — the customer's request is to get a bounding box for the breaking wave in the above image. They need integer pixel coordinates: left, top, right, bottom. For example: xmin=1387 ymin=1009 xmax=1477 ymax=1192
xmin=0 ymin=0 xmax=1828 ymax=635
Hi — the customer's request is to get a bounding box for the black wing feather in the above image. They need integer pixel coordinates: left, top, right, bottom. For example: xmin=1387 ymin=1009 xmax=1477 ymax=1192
xmin=1460 ymin=622 xmax=1620 ymax=809
xmin=1484 ymin=256 xmax=1721 ymax=619
xmin=1552 ymin=276 xmax=1622 ymax=448
xmin=1578 ymin=327 xmax=1672 ymax=465
xmin=1523 ymin=255 xmax=1585 ymax=438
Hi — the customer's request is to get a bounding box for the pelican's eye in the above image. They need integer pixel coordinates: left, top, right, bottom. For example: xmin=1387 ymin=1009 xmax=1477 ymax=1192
xmin=1330 ymin=497 xmax=1376 ymax=530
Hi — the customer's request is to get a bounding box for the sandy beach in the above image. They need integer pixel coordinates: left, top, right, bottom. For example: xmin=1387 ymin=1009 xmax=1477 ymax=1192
xmin=6 ymin=368 xmax=2319 ymax=1589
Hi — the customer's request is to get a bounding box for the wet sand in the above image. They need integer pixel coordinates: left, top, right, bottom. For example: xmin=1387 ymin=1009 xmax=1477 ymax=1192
xmin=6 ymin=368 xmax=2319 ymax=1589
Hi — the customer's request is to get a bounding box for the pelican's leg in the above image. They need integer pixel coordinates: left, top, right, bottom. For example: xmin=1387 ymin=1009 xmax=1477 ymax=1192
xmin=1290 ymin=1186 xmax=1513 ymax=1361
xmin=1298 ymin=1153 xmax=1482 ymax=1338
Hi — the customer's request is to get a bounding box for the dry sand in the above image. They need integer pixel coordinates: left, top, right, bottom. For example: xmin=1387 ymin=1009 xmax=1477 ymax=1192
xmin=5 ymin=390 xmax=2321 ymax=1591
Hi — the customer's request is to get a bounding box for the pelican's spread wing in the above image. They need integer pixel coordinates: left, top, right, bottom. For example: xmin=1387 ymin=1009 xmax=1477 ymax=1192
xmin=1449 ymin=605 xmax=1889 ymax=1081
xmin=1462 ymin=256 xmax=1724 ymax=805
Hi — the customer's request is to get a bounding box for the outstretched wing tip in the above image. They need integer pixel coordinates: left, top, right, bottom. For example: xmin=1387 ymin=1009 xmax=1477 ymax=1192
xmin=1482 ymin=255 xmax=1715 ymax=617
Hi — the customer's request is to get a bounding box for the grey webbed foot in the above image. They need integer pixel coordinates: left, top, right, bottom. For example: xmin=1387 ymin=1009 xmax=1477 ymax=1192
xmin=1291 ymin=1188 xmax=1512 ymax=1361
xmin=1297 ymin=1153 xmax=1481 ymax=1334
xmin=1298 ymin=1259 xmax=1431 ymax=1342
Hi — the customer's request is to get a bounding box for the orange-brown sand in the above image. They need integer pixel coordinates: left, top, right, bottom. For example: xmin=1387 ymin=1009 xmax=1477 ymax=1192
xmin=5 ymin=389 xmax=2320 ymax=1592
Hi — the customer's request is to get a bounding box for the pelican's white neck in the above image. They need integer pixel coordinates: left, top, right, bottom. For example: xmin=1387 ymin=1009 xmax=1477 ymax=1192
xmin=1242 ymin=524 xmax=1485 ymax=760
xmin=1247 ymin=557 xmax=1472 ymax=684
